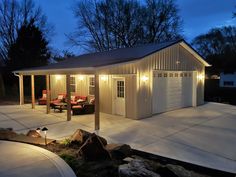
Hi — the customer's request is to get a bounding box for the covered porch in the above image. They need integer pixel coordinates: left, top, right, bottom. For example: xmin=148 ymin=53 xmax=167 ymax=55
xmin=13 ymin=67 xmax=102 ymax=130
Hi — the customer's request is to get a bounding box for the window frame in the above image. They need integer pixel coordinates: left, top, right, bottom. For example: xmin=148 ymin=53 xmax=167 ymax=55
xmin=88 ymin=76 xmax=95 ymax=96
xmin=70 ymin=75 xmax=76 ymax=93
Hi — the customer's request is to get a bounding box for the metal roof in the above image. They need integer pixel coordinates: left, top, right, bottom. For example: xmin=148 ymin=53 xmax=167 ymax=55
xmin=13 ymin=39 xmax=210 ymax=75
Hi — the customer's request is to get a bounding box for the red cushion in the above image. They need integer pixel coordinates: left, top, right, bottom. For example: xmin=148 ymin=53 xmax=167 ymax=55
xmin=78 ymin=96 xmax=87 ymax=101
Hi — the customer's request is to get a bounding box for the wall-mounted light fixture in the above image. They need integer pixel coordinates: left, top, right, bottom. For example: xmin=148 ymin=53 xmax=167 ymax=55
xmin=101 ymin=75 xmax=108 ymax=81
xmin=78 ymin=75 xmax=84 ymax=81
xmin=197 ymin=73 xmax=204 ymax=80
xmin=55 ymin=75 xmax=62 ymax=81
xmin=141 ymin=75 xmax=149 ymax=82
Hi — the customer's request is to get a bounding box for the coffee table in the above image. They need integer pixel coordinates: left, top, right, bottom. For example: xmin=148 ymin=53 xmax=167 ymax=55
xmin=53 ymin=102 xmax=67 ymax=113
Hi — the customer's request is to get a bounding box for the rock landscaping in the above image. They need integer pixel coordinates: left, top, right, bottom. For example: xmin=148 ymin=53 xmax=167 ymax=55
xmin=0 ymin=128 xmax=234 ymax=177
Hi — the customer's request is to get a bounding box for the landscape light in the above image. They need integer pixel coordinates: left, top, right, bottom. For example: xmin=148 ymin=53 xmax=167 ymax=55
xmin=42 ymin=127 xmax=48 ymax=146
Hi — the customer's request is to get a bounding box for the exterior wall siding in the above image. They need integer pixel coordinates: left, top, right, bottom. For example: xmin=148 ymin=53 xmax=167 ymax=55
xmin=50 ymin=75 xmax=66 ymax=99
xmin=134 ymin=44 xmax=205 ymax=119
xmin=49 ymin=43 xmax=206 ymax=119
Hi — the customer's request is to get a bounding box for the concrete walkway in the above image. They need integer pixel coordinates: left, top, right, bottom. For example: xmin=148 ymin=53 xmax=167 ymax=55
xmin=0 ymin=102 xmax=236 ymax=174
xmin=0 ymin=141 xmax=76 ymax=177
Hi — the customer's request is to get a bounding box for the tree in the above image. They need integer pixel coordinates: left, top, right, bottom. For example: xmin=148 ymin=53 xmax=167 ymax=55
xmin=52 ymin=50 xmax=75 ymax=63
xmin=192 ymin=26 xmax=236 ymax=74
xmin=7 ymin=19 xmax=50 ymax=70
xmin=68 ymin=0 xmax=182 ymax=52
xmin=0 ymin=0 xmax=51 ymax=64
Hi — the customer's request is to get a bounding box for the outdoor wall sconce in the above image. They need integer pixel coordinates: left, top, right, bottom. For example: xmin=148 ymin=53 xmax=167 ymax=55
xmin=141 ymin=75 xmax=149 ymax=82
xmin=55 ymin=75 xmax=62 ymax=81
xmin=42 ymin=127 xmax=48 ymax=146
xmin=78 ymin=75 xmax=84 ymax=81
xmin=197 ymin=73 xmax=204 ymax=80
xmin=101 ymin=75 xmax=108 ymax=81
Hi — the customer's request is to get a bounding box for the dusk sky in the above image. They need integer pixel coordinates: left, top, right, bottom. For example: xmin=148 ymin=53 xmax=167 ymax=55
xmin=34 ymin=0 xmax=236 ymax=55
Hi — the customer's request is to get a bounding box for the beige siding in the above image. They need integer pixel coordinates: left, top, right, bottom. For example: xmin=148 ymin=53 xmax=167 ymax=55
xmin=178 ymin=45 xmax=205 ymax=105
xmin=50 ymin=75 xmax=66 ymax=99
xmin=49 ymin=44 xmax=206 ymax=119
xmin=133 ymin=44 xmax=206 ymax=118
xmin=125 ymin=75 xmax=137 ymax=119
xmin=99 ymin=75 xmax=112 ymax=114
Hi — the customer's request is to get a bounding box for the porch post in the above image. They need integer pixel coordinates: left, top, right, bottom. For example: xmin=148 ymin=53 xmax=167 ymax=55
xmin=94 ymin=74 xmax=100 ymax=130
xmin=66 ymin=74 xmax=71 ymax=121
xmin=46 ymin=75 xmax=50 ymax=114
xmin=31 ymin=75 xmax=35 ymax=109
xmin=19 ymin=74 xmax=24 ymax=105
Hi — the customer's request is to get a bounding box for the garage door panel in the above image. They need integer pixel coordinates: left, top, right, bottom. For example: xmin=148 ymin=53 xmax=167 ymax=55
xmin=153 ymin=71 xmax=194 ymax=114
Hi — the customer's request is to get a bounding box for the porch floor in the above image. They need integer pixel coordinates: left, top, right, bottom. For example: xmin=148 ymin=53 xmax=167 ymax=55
xmin=0 ymin=103 xmax=236 ymax=173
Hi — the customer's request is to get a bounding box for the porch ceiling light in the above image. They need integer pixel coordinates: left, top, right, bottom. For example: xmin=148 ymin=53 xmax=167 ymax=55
xmin=55 ymin=75 xmax=62 ymax=81
xmin=141 ymin=75 xmax=149 ymax=82
xmin=78 ymin=75 xmax=84 ymax=81
xmin=101 ymin=75 xmax=108 ymax=81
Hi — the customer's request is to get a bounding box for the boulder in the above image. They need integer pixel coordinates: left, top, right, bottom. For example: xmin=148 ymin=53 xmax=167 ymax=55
xmin=119 ymin=159 xmax=160 ymax=177
xmin=0 ymin=128 xmax=17 ymax=139
xmin=78 ymin=133 xmax=111 ymax=161
xmin=26 ymin=130 xmax=41 ymax=138
xmin=71 ymin=129 xmax=107 ymax=145
xmin=105 ymin=144 xmax=131 ymax=160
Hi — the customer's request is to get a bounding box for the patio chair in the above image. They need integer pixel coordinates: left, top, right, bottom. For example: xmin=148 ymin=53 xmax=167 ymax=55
xmin=50 ymin=93 xmax=67 ymax=108
xmin=38 ymin=90 xmax=47 ymax=105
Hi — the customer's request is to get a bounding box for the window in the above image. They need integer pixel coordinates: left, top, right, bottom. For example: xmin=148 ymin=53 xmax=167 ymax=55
xmin=70 ymin=76 xmax=76 ymax=92
xmin=158 ymin=73 xmax=162 ymax=77
xmin=180 ymin=73 xmax=183 ymax=77
xmin=164 ymin=73 xmax=168 ymax=77
xmin=169 ymin=73 xmax=173 ymax=77
xmin=175 ymin=73 xmax=178 ymax=77
xmin=89 ymin=77 xmax=95 ymax=95
xmin=184 ymin=73 xmax=188 ymax=77
xmin=224 ymin=81 xmax=234 ymax=86
xmin=117 ymin=81 xmax=124 ymax=98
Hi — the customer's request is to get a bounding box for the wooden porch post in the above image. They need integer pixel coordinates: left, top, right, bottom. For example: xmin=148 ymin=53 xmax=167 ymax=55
xmin=66 ymin=74 xmax=71 ymax=121
xmin=94 ymin=74 xmax=100 ymax=130
xmin=46 ymin=75 xmax=50 ymax=114
xmin=31 ymin=75 xmax=35 ymax=109
xmin=19 ymin=74 xmax=24 ymax=105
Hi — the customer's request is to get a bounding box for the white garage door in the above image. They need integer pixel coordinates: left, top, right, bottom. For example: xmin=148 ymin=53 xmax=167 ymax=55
xmin=152 ymin=71 xmax=197 ymax=114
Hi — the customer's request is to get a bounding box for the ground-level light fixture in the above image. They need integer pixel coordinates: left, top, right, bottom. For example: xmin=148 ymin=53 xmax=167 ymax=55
xmin=42 ymin=127 xmax=48 ymax=146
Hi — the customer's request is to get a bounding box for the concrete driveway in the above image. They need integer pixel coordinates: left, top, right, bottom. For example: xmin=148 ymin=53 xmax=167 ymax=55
xmin=0 ymin=102 xmax=236 ymax=173
xmin=0 ymin=141 xmax=76 ymax=177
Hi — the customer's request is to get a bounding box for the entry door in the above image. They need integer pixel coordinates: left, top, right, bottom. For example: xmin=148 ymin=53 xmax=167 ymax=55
xmin=113 ymin=79 xmax=125 ymax=116
xmin=152 ymin=71 xmax=196 ymax=114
